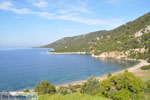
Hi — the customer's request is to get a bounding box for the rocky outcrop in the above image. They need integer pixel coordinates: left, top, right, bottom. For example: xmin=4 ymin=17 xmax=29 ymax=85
xmin=92 ymin=48 xmax=148 ymax=59
xmin=134 ymin=25 xmax=150 ymax=38
xmin=92 ymin=51 xmax=126 ymax=59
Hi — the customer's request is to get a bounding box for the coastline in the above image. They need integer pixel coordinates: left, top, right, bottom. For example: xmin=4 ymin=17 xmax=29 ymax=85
xmin=47 ymin=52 xmax=87 ymax=54
xmin=55 ymin=59 xmax=150 ymax=88
xmin=37 ymin=50 xmax=150 ymax=88
xmin=25 ymin=50 xmax=149 ymax=91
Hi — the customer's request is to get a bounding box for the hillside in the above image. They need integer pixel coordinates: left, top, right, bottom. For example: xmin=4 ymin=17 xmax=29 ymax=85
xmin=40 ymin=30 xmax=108 ymax=52
xmin=90 ymin=12 xmax=150 ymax=60
xmin=41 ymin=12 xmax=150 ymax=60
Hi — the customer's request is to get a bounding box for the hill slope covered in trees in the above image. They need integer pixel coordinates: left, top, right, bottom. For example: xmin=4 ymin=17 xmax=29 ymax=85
xmin=40 ymin=30 xmax=108 ymax=52
xmin=41 ymin=12 xmax=150 ymax=60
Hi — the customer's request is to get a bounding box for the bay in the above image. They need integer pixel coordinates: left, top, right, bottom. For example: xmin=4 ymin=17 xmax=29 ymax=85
xmin=0 ymin=48 xmax=138 ymax=91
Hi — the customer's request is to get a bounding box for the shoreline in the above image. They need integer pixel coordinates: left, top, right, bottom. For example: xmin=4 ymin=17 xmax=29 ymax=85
xmin=47 ymin=52 xmax=87 ymax=54
xmin=55 ymin=59 xmax=149 ymax=88
xmin=18 ymin=51 xmax=149 ymax=91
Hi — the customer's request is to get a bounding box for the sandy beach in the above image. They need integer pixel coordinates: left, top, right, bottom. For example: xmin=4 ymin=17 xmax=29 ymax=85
xmin=56 ymin=59 xmax=150 ymax=88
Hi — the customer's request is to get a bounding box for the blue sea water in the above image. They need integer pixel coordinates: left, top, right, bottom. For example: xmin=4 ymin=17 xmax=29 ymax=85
xmin=0 ymin=48 xmax=138 ymax=91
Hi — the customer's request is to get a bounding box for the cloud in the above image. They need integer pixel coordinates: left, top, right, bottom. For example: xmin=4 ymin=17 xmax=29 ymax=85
xmin=0 ymin=2 xmax=32 ymax=14
xmin=30 ymin=0 xmax=49 ymax=8
xmin=0 ymin=1 xmax=124 ymax=29
xmin=58 ymin=14 xmax=124 ymax=28
xmin=36 ymin=11 xmax=56 ymax=19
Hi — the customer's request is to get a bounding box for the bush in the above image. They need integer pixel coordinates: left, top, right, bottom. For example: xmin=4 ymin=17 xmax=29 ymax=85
xmin=58 ymin=86 xmax=68 ymax=95
xmin=34 ymin=81 xmax=56 ymax=95
xmin=24 ymin=89 xmax=29 ymax=92
xmin=145 ymin=80 xmax=150 ymax=94
xmin=68 ymin=84 xmax=77 ymax=93
xmin=73 ymin=84 xmax=81 ymax=89
xmin=100 ymin=71 xmax=146 ymax=100
xmin=80 ymin=77 xmax=100 ymax=95
xmin=107 ymin=72 xmax=112 ymax=78
xmin=141 ymin=65 xmax=150 ymax=70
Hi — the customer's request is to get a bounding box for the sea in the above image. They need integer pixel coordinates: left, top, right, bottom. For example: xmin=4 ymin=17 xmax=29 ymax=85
xmin=0 ymin=48 xmax=139 ymax=91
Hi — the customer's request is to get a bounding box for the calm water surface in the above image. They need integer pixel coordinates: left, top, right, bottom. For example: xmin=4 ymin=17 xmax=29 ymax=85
xmin=0 ymin=48 xmax=138 ymax=91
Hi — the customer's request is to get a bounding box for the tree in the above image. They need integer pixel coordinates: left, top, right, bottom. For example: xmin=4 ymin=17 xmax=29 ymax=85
xmin=80 ymin=77 xmax=100 ymax=95
xmin=100 ymin=71 xmax=146 ymax=100
xmin=107 ymin=72 xmax=112 ymax=78
xmin=34 ymin=81 xmax=56 ymax=95
xmin=58 ymin=86 xmax=68 ymax=95
xmin=24 ymin=89 xmax=29 ymax=92
xmin=68 ymin=84 xmax=77 ymax=93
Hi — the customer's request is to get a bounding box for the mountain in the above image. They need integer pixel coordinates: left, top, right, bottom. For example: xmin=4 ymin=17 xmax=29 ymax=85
xmin=40 ymin=12 xmax=150 ymax=60
xmin=40 ymin=30 xmax=108 ymax=52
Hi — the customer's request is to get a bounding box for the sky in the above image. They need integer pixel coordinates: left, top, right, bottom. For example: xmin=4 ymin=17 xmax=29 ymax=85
xmin=0 ymin=0 xmax=150 ymax=48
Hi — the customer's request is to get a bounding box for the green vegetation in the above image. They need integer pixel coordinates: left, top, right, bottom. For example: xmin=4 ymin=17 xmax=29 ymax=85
xmin=141 ymin=65 xmax=150 ymax=70
xmin=145 ymin=80 xmax=150 ymax=100
xmin=57 ymin=85 xmax=77 ymax=95
xmin=40 ymin=30 xmax=108 ymax=52
xmin=91 ymin=12 xmax=150 ymax=58
xmin=138 ymin=69 xmax=150 ymax=100
xmin=107 ymin=72 xmax=112 ymax=78
xmin=35 ymin=71 xmax=150 ymax=100
xmin=34 ymin=81 xmax=56 ymax=95
xmin=38 ymin=93 xmax=109 ymax=100
xmin=41 ymin=12 xmax=150 ymax=60
xmin=57 ymin=86 xmax=68 ymax=95
xmin=100 ymin=71 xmax=146 ymax=100
xmin=24 ymin=89 xmax=29 ymax=92
xmin=37 ymin=12 xmax=150 ymax=100
xmin=80 ymin=77 xmax=100 ymax=95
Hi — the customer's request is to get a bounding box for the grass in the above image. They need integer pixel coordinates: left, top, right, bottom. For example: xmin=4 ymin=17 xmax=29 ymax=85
xmin=38 ymin=93 xmax=109 ymax=100
xmin=140 ymin=70 xmax=150 ymax=81
xmin=139 ymin=70 xmax=150 ymax=100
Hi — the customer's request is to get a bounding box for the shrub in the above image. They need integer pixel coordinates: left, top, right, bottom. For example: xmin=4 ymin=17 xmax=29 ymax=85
xmin=80 ymin=77 xmax=100 ymax=95
xmin=107 ymin=72 xmax=112 ymax=78
xmin=24 ymin=89 xmax=29 ymax=92
xmin=58 ymin=86 xmax=68 ymax=95
xmin=73 ymin=84 xmax=81 ymax=89
xmin=68 ymin=84 xmax=77 ymax=93
xmin=140 ymin=65 xmax=150 ymax=70
xmin=145 ymin=80 xmax=150 ymax=94
xmin=34 ymin=81 xmax=56 ymax=95
xmin=100 ymin=71 xmax=146 ymax=100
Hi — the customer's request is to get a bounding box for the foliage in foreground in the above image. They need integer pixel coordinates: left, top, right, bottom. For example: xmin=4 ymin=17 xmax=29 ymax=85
xmin=38 ymin=93 xmax=109 ymax=100
xmin=100 ymin=71 xmax=146 ymax=100
xmin=34 ymin=81 xmax=56 ymax=95
xmin=34 ymin=71 xmax=149 ymax=100
xmin=145 ymin=80 xmax=150 ymax=94
xmin=80 ymin=77 xmax=100 ymax=95
xmin=57 ymin=85 xmax=77 ymax=95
